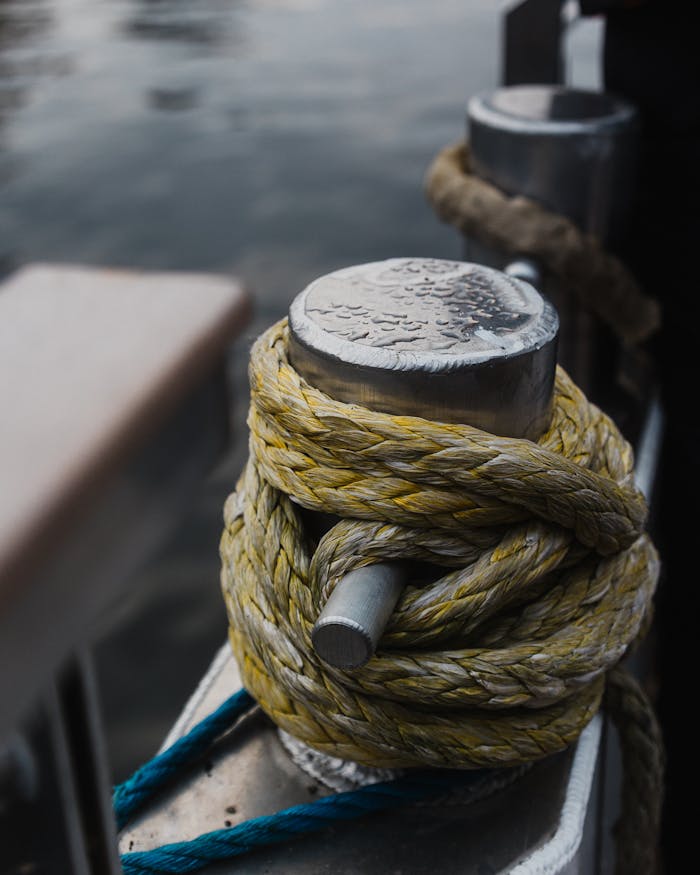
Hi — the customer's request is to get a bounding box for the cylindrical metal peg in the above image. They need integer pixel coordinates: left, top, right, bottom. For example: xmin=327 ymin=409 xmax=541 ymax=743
xmin=311 ymin=563 xmax=406 ymax=669
xmin=287 ymin=257 xmax=559 ymax=668
xmin=505 ymin=258 xmax=542 ymax=289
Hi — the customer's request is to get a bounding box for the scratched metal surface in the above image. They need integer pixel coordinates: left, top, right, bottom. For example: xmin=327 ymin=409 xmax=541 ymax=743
xmin=291 ymin=257 xmax=555 ymax=361
xmin=288 ymin=257 xmax=558 ymax=436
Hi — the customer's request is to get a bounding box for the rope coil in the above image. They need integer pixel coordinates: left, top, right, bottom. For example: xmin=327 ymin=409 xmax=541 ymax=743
xmin=220 ymin=319 xmax=659 ymax=770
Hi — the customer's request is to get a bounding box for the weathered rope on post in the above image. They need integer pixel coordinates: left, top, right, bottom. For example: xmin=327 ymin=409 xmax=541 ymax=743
xmin=424 ymin=142 xmax=661 ymax=346
xmin=220 ymin=319 xmax=659 ymax=772
xmin=113 ymin=317 xmax=662 ymax=872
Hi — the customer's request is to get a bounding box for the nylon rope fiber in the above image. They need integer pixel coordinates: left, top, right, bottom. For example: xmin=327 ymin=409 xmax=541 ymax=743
xmin=220 ymin=318 xmax=660 ymax=770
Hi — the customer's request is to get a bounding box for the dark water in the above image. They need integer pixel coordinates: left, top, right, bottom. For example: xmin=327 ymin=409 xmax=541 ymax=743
xmin=0 ymin=0 xmax=599 ymax=778
xmin=1 ymin=0 xmax=502 ymax=287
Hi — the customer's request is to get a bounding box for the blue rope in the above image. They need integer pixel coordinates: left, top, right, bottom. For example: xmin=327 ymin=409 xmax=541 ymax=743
xmin=115 ymin=687 xmax=484 ymax=873
xmin=113 ymin=688 xmax=255 ymax=830
xmin=120 ymin=771 xmax=473 ymax=874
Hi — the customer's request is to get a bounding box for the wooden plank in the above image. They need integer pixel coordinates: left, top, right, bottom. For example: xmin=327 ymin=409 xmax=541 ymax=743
xmin=0 ymin=263 xmax=251 ymax=603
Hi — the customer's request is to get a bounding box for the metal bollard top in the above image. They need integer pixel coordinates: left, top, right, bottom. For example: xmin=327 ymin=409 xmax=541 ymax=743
xmin=288 ymin=257 xmax=558 ymax=440
xmin=468 ymin=85 xmax=638 ymax=243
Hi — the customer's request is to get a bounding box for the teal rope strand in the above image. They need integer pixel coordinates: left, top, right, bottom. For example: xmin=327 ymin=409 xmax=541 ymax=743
xmin=115 ymin=687 xmax=489 ymax=873
xmin=121 ymin=770 xmax=475 ymax=874
xmin=113 ymin=689 xmax=255 ymax=830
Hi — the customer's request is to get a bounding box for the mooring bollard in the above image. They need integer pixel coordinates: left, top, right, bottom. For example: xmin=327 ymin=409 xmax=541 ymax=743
xmin=468 ymin=85 xmax=638 ymax=244
xmin=285 ymin=257 xmax=559 ymax=668
xmin=465 ymin=84 xmax=638 ymax=394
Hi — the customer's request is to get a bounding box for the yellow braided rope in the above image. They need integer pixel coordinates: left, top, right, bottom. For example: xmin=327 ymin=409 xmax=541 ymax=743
xmin=220 ymin=319 xmax=659 ymax=769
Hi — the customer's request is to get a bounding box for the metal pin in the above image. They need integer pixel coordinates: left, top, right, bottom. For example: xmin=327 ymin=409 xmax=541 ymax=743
xmin=505 ymin=258 xmax=541 ymax=289
xmin=287 ymin=257 xmax=559 ymax=668
xmin=311 ymin=563 xmax=407 ymax=670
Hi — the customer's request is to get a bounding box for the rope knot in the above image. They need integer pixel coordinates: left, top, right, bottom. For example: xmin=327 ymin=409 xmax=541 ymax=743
xmin=220 ymin=320 xmax=659 ymax=769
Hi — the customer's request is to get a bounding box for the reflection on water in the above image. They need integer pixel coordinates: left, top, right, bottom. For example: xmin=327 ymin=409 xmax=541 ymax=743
xmin=0 ymin=0 xmax=500 ymax=777
xmin=125 ymin=0 xmax=237 ymax=46
xmin=1 ymin=0 xmax=497 ymax=303
xmin=0 ymin=1 xmax=52 ymax=140
xmin=147 ymin=84 xmax=200 ymax=111
xmin=0 ymin=0 xmax=50 ymax=51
